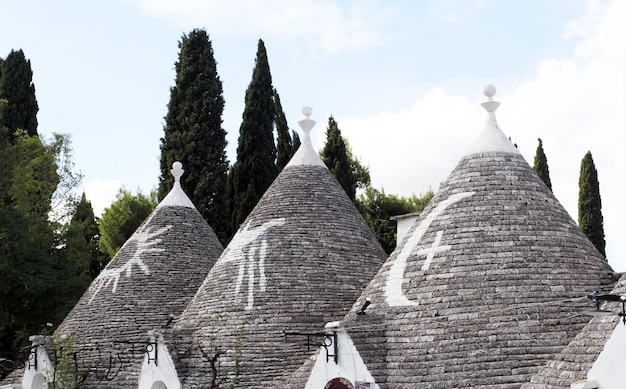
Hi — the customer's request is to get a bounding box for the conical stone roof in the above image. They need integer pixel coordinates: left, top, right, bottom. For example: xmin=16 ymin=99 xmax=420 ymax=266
xmin=521 ymin=274 xmax=626 ymax=389
xmin=54 ymin=162 xmax=223 ymax=388
xmin=298 ymin=87 xmax=616 ymax=388
xmin=172 ymin=108 xmax=387 ymax=388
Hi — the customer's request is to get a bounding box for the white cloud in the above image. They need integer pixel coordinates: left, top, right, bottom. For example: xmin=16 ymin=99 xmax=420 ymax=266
xmin=337 ymin=88 xmax=483 ymax=197
xmin=127 ymin=0 xmax=395 ymax=56
xmin=84 ymin=179 xmax=122 ymax=217
xmin=336 ymin=0 xmax=626 ymax=270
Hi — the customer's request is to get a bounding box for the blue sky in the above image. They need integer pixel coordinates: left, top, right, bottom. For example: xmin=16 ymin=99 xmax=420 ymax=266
xmin=2 ymin=0 xmax=625 ymax=271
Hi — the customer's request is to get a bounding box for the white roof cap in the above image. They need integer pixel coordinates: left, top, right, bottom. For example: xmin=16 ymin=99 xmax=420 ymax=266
xmin=465 ymin=85 xmax=520 ymax=156
xmin=286 ymin=106 xmax=326 ymax=167
xmin=156 ymin=161 xmax=196 ymax=209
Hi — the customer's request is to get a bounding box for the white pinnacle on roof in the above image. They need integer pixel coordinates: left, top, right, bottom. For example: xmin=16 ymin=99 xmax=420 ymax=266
xmin=465 ymin=84 xmax=520 ymax=156
xmin=156 ymin=161 xmax=196 ymax=209
xmin=285 ymin=106 xmax=326 ymax=167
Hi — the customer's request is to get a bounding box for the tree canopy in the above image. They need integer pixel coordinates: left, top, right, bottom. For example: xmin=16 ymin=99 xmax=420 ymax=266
xmin=158 ymin=29 xmax=231 ymax=244
xmin=65 ymin=193 xmax=107 ymax=279
xmin=230 ymin=39 xmax=277 ymax=233
xmin=98 ymin=189 xmax=157 ymax=259
xmin=274 ymin=89 xmax=298 ymax=171
xmin=0 ymin=130 xmax=85 ymax=355
xmin=578 ymin=151 xmax=605 ymax=258
xmin=320 ymin=116 xmax=370 ymax=202
xmin=533 ymin=138 xmax=552 ymax=191
xmin=357 ymin=188 xmax=434 ymax=254
xmin=0 ymin=50 xmax=38 ymax=139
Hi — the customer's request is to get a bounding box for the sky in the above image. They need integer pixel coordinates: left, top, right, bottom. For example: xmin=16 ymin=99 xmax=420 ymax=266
xmin=1 ymin=0 xmax=625 ymax=271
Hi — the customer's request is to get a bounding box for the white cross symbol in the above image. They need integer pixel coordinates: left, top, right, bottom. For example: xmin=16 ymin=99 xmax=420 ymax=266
xmin=417 ymin=230 xmax=450 ymax=272
xmin=385 ymin=192 xmax=474 ymax=306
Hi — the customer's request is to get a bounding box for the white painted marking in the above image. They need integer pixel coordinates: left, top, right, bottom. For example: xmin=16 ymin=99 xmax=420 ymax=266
xmin=89 ymin=212 xmax=172 ymax=303
xmin=220 ymin=218 xmax=286 ymax=310
xmin=384 ymin=192 xmax=474 ymax=307
xmin=419 ymin=230 xmax=450 ymax=271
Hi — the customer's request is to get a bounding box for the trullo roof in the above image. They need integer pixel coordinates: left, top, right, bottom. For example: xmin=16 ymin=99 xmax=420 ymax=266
xmin=287 ymin=86 xmax=616 ymax=388
xmin=54 ymin=162 xmax=223 ymax=388
xmin=170 ymin=107 xmax=387 ymax=388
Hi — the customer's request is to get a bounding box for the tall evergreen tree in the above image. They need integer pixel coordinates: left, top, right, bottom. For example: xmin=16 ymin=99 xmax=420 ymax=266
xmin=274 ymin=89 xmax=296 ymax=171
xmin=65 ymin=193 xmax=107 ymax=279
xmin=0 ymin=132 xmax=60 ymax=352
xmin=230 ymin=39 xmax=277 ymax=232
xmin=158 ymin=29 xmax=230 ymax=243
xmin=321 ymin=116 xmax=358 ymax=201
xmin=291 ymin=130 xmax=301 ymax=153
xmin=533 ymin=138 xmax=552 ymax=190
xmin=578 ymin=151 xmax=606 ymax=257
xmin=0 ymin=50 xmax=38 ymax=138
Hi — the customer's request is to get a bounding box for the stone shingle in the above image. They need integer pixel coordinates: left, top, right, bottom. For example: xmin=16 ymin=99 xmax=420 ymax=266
xmin=52 ymin=187 xmax=223 ymax=388
xmin=171 ymin=163 xmax=387 ymax=388
xmin=318 ymin=148 xmax=615 ymax=388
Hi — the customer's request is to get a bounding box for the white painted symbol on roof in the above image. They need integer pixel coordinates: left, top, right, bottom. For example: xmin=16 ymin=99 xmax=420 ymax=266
xmin=89 ymin=212 xmax=172 ymax=303
xmin=221 ymin=218 xmax=286 ymax=311
xmin=417 ymin=230 xmax=450 ymax=271
xmin=385 ymin=192 xmax=474 ymax=307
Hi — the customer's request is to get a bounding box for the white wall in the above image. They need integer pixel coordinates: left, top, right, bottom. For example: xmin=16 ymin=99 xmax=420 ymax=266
xmin=137 ymin=333 xmax=181 ymax=389
xmin=304 ymin=324 xmax=378 ymax=389
xmin=585 ymin=320 xmax=626 ymax=389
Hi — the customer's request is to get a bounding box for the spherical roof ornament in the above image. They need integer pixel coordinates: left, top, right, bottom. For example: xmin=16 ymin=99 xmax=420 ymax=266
xmin=171 ymin=161 xmax=184 ymax=182
xmin=481 ymin=84 xmax=500 ymax=114
xmin=298 ymin=106 xmax=316 ymax=146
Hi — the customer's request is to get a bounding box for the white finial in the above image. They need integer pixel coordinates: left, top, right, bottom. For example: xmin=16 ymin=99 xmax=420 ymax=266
xmin=481 ymin=84 xmax=500 ymax=114
xmin=483 ymin=84 xmax=496 ymax=101
xmin=465 ymin=84 xmax=520 ymax=155
xmin=157 ymin=161 xmax=195 ymax=209
xmin=171 ymin=161 xmax=184 ymax=182
xmin=285 ymin=106 xmax=326 ymax=167
xmin=298 ymin=106 xmax=315 ymax=145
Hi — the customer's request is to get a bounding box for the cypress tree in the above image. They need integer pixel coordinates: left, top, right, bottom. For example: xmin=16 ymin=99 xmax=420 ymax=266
xmin=65 ymin=193 xmax=107 ymax=279
xmin=158 ymin=29 xmax=230 ymax=243
xmin=230 ymin=39 xmax=277 ymax=232
xmin=0 ymin=50 xmax=38 ymax=138
xmin=533 ymin=138 xmax=552 ymax=190
xmin=321 ymin=116 xmax=356 ymax=201
xmin=274 ymin=88 xmax=296 ymax=171
xmin=578 ymin=151 xmax=606 ymax=257
xmin=291 ymin=130 xmax=301 ymax=155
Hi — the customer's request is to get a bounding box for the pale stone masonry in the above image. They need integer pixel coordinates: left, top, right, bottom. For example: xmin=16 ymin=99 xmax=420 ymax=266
xmin=4 ymin=92 xmax=621 ymax=389
xmin=284 ymin=87 xmax=617 ymax=388
xmin=48 ymin=164 xmax=223 ymax=388
xmin=165 ymin=109 xmax=388 ymax=388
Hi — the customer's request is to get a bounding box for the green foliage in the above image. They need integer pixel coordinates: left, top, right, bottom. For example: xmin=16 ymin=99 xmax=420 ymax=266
xmin=357 ymin=188 xmax=434 ymax=254
xmin=199 ymin=314 xmax=249 ymax=388
xmin=533 ymin=138 xmax=552 ymax=191
xmin=0 ymin=50 xmax=39 ymax=138
xmin=2 ymin=130 xmax=58 ymax=221
xmin=578 ymin=151 xmax=606 ymax=257
xmin=274 ymin=89 xmax=297 ymax=171
xmin=0 ymin=98 xmax=7 ymax=147
xmin=0 ymin=130 xmax=82 ymax=353
xmin=65 ymin=193 xmax=107 ymax=279
xmin=98 ymin=189 xmax=157 ymax=259
xmin=230 ymin=39 xmax=277 ymax=233
xmin=50 ymin=334 xmax=87 ymax=389
xmin=158 ymin=29 xmax=231 ymax=244
xmin=320 ymin=116 xmax=370 ymax=202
